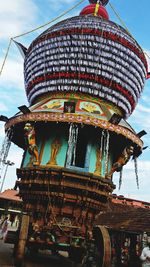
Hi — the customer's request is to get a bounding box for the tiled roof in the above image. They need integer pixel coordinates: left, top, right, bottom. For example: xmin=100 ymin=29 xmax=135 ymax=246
xmin=0 ymin=189 xmax=22 ymax=202
xmin=96 ymin=200 xmax=150 ymax=233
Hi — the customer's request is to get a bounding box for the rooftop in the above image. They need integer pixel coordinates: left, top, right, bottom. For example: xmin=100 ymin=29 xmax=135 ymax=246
xmin=96 ymin=196 xmax=150 ymax=233
xmin=0 ymin=189 xmax=22 ymax=202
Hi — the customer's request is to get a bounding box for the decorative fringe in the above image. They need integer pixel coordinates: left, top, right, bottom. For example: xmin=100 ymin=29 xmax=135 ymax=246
xmin=72 ymin=125 xmax=78 ymax=166
xmin=134 ymin=157 xmax=139 ymax=189
xmin=105 ymin=130 xmax=110 ymax=174
xmin=0 ymin=129 xmax=13 ymax=186
xmin=0 ymin=128 xmax=13 ymax=166
xmin=66 ymin=123 xmax=78 ymax=166
xmin=100 ymin=129 xmax=110 ymax=175
xmin=25 ymin=16 xmax=145 ymax=116
xmin=119 ymin=167 xmax=123 ymax=190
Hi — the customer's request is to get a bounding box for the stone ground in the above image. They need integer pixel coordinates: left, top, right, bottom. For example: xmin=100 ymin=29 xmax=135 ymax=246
xmin=0 ymin=239 xmax=75 ymax=267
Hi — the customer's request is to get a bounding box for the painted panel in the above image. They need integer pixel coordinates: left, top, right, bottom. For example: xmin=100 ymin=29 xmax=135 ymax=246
xmin=57 ymin=139 xmax=68 ymax=166
xmin=36 ymin=99 xmax=66 ymax=112
xmin=40 ymin=135 xmax=68 ymax=167
xmin=79 ymin=101 xmax=102 ymax=115
xmin=22 ymin=150 xmax=30 ymax=167
xmin=40 ymin=137 xmax=51 ymax=165
xmin=89 ymin=145 xmax=97 ymax=174
xmin=89 ymin=144 xmax=113 ymax=178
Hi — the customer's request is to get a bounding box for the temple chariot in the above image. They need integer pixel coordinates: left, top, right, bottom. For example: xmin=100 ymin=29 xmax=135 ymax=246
xmin=1 ymin=0 xmax=148 ymax=266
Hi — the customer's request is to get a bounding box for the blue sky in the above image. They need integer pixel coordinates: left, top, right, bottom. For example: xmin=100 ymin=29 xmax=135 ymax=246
xmin=0 ymin=0 xmax=150 ymax=201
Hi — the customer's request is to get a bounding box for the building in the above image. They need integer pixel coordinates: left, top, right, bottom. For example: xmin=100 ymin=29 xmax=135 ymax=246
xmin=0 ymin=189 xmax=22 ymax=226
xmin=95 ymin=195 xmax=150 ymax=267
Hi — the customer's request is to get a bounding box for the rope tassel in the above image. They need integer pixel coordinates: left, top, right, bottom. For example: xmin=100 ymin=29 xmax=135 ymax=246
xmin=119 ymin=167 xmax=123 ymax=190
xmin=134 ymin=157 xmax=139 ymax=189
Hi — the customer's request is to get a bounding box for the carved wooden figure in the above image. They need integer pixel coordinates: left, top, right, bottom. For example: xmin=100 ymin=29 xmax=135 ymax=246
xmin=94 ymin=148 xmax=102 ymax=176
xmin=47 ymin=137 xmax=61 ymax=166
xmin=106 ymin=145 xmax=134 ymax=179
xmin=24 ymin=123 xmax=39 ymax=166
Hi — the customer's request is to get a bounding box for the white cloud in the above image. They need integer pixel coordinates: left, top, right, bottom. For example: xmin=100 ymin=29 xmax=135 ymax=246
xmin=122 ymin=160 xmax=150 ymax=171
xmin=0 ymin=123 xmax=5 ymax=139
xmin=128 ymin=97 xmax=150 ymax=137
xmin=0 ymin=143 xmax=23 ymax=191
xmin=135 ymin=104 xmax=150 ymax=113
xmin=48 ymin=0 xmax=76 ymax=10
xmin=0 ymin=103 xmax=8 ymax=112
xmin=0 ymin=0 xmax=39 ymax=109
xmin=113 ymin=159 xmax=150 ymax=202
xmin=0 ymin=57 xmax=24 ymax=90
xmin=0 ymin=0 xmax=38 ymax=40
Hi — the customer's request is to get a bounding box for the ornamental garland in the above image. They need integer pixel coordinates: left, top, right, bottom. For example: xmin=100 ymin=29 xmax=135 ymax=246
xmin=25 ymin=32 xmax=146 ymax=85
xmin=30 ymin=16 xmax=146 ymax=62
xmin=25 ymin=46 xmax=143 ymax=97
xmin=134 ymin=157 xmax=139 ymax=189
xmin=26 ymin=72 xmax=136 ymax=115
xmin=119 ymin=167 xmax=123 ymax=190
xmin=100 ymin=129 xmax=110 ymax=175
xmin=27 ymin=17 xmax=147 ymax=69
xmin=0 ymin=128 xmax=13 ymax=166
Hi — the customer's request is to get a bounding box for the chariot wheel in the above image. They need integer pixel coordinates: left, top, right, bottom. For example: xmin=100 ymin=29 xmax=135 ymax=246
xmin=93 ymin=225 xmax=111 ymax=267
xmin=81 ymin=225 xmax=111 ymax=267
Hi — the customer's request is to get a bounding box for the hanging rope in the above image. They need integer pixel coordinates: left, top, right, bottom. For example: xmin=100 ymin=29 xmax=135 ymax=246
xmin=109 ymin=3 xmax=132 ymax=36
xmin=45 ymin=177 xmax=74 ymax=237
xmin=1 ymin=0 xmax=149 ymax=76
xmin=0 ymin=39 xmax=12 ymax=76
xmin=109 ymin=2 xmax=150 ymax=61
xmin=109 ymin=3 xmax=150 ymax=67
xmin=0 ymin=0 xmax=86 ymax=77
xmin=13 ymin=0 xmax=86 ymax=39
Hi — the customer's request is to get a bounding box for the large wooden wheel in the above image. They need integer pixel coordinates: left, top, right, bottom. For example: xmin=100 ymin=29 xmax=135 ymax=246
xmin=81 ymin=225 xmax=111 ymax=267
xmin=93 ymin=225 xmax=111 ymax=267
xmin=14 ymin=214 xmax=30 ymax=267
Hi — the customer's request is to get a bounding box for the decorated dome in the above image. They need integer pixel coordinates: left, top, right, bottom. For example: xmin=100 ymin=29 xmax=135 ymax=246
xmin=24 ymin=12 xmax=147 ymax=118
xmin=80 ymin=4 xmax=109 ymax=19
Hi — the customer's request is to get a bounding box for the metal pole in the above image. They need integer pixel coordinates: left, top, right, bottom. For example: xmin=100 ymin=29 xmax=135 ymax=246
xmin=0 ymin=160 xmax=14 ymax=192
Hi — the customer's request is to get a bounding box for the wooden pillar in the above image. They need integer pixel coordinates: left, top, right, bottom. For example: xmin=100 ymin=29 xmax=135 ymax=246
xmin=14 ymin=213 xmax=29 ymax=267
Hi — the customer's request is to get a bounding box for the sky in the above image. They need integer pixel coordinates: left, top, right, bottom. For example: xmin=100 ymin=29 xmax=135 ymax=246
xmin=0 ymin=0 xmax=150 ymax=201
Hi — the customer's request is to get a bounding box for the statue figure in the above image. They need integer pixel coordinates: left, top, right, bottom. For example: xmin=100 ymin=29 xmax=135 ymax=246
xmin=106 ymin=145 xmax=134 ymax=179
xmin=47 ymin=137 xmax=61 ymax=166
xmin=24 ymin=123 xmax=39 ymax=166
xmin=94 ymin=148 xmax=102 ymax=175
